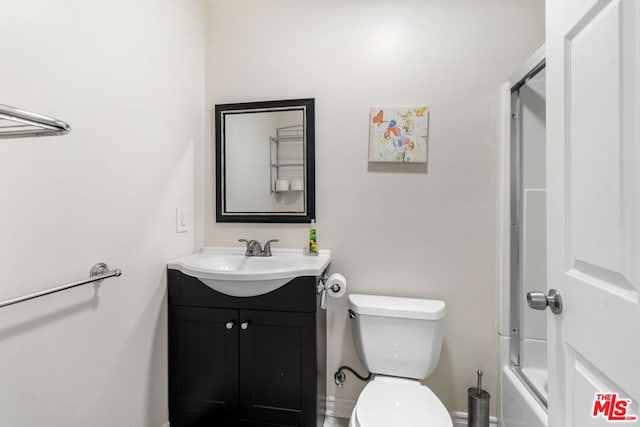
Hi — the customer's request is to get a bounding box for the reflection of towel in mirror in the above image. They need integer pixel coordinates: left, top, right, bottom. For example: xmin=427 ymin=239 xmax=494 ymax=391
xmin=275 ymin=180 xmax=289 ymax=192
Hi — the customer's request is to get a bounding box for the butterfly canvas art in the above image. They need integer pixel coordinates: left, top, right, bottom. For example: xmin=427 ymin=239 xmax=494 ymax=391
xmin=368 ymin=106 xmax=429 ymax=163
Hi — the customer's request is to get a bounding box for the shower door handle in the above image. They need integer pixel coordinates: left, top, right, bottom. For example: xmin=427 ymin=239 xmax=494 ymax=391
xmin=527 ymin=289 xmax=562 ymax=314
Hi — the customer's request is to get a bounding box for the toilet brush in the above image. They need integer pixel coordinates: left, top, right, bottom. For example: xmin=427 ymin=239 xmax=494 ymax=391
xmin=468 ymin=369 xmax=490 ymax=427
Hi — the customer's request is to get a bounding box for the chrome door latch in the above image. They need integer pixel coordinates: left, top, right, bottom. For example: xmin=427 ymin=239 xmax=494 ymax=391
xmin=527 ymin=289 xmax=563 ymax=315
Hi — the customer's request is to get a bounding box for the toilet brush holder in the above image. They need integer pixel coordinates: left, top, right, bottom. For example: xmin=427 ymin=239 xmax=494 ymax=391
xmin=468 ymin=370 xmax=490 ymax=427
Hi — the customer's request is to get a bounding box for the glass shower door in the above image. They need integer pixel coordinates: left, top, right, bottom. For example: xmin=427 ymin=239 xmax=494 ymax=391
xmin=509 ymin=63 xmax=548 ymax=407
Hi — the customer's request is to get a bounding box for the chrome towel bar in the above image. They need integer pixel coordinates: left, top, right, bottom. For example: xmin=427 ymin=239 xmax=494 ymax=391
xmin=0 ymin=263 xmax=122 ymax=309
xmin=0 ymin=103 xmax=71 ymax=139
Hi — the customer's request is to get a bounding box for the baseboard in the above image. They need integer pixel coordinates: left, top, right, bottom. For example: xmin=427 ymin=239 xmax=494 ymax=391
xmin=450 ymin=410 xmax=498 ymax=427
xmin=165 ymin=402 xmax=499 ymax=426
xmin=325 ymin=398 xmax=498 ymax=426
xmin=325 ymin=396 xmax=356 ymax=419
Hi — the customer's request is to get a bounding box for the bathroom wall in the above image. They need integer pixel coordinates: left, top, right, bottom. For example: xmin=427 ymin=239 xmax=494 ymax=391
xmin=0 ymin=0 xmax=205 ymax=425
xmin=205 ymin=0 xmax=544 ymax=418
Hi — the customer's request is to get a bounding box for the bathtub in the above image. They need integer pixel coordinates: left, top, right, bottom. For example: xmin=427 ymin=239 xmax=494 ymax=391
xmin=498 ymin=336 xmax=547 ymax=427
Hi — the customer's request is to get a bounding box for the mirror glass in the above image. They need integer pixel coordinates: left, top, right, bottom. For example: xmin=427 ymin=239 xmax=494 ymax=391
xmin=215 ymin=98 xmax=315 ymax=223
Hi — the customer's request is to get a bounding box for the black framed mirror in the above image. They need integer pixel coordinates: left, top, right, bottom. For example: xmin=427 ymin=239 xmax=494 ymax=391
xmin=215 ymin=98 xmax=315 ymax=223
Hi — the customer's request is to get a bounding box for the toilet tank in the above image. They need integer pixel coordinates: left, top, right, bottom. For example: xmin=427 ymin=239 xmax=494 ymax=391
xmin=349 ymin=294 xmax=446 ymax=380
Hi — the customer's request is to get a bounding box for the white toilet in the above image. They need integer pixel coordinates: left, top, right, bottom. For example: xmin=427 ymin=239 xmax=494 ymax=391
xmin=347 ymin=294 xmax=452 ymax=427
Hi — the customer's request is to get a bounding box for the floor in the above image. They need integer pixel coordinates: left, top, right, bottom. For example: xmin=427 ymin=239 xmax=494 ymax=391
xmin=324 ymin=416 xmax=349 ymax=427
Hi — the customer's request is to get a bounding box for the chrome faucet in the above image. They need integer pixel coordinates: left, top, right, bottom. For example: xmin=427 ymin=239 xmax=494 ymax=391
xmin=238 ymin=239 xmax=279 ymax=257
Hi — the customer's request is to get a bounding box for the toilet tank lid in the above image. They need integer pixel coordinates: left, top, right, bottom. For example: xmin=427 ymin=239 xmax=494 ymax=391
xmin=349 ymin=294 xmax=446 ymax=320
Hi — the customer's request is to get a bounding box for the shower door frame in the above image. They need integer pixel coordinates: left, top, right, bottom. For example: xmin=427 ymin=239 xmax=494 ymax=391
xmin=505 ymin=48 xmax=548 ymax=410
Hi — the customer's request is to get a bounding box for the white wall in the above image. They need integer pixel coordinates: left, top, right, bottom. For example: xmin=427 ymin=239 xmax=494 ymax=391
xmin=206 ymin=0 xmax=544 ymax=417
xmin=0 ymin=1 xmax=205 ymax=425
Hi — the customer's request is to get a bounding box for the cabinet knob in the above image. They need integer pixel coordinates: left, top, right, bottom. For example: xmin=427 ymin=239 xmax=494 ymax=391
xmin=226 ymin=321 xmax=235 ymax=330
xmin=241 ymin=321 xmax=250 ymax=330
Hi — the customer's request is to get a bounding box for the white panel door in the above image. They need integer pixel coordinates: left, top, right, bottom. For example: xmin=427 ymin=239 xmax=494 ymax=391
xmin=547 ymin=0 xmax=640 ymax=425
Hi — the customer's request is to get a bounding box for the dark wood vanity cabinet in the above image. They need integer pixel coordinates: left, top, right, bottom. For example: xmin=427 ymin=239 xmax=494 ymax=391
xmin=168 ymin=270 xmax=326 ymax=427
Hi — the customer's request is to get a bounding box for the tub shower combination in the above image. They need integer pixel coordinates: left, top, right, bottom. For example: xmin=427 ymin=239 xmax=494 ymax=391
xmin=499 ymin=48 xmax=548 ymax=427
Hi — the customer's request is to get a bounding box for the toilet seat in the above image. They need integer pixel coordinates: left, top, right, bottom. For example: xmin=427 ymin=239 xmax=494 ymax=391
xmin=351 ymin=377 xmax=452 ymax=427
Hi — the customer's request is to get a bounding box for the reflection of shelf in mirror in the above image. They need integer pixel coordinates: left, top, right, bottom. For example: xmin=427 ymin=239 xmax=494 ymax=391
xmin=271 ymin=163 xmax=304 ymax=168
xmin=276 ymin=124 xmax=304 ymax=138
xmin=269 ymin=124 xmax=305 ymax=196
xmin=270 ymin=136 xmax=303 ymax=143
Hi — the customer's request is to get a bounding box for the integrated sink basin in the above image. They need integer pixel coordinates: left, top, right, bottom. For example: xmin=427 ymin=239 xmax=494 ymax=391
xmin=168 ymin=247 xmax=332 ymax=297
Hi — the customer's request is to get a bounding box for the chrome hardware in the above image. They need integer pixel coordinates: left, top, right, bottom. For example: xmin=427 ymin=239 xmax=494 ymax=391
xmin=238 ymin=238 xmax=278 ymax=257
xmin=262 ymin=239 xmax=279 ymax=256
xmin=475 ymin=369 xmax=483 ymax=395
xmin=0 ymin=103 xmax=71 ymax=139
xmin=241 ymin=321 xmax=250 ymax=330
xmin=527 ymin=292 xmax=548 ymax=310
xmin=527 ymin=289 xmax=562 ymax=314
xmin=225 ymin=321 xmax=235 ymax=330
xmin=325 ymin=282 xmax=341 ymax=293
xmin=334 ymin=370 xmax=346 ymax=387
xmin=249 ymin=240 xmax=262 ymax=255
xmin=90 ymin=262 xmax=113 ymax=277
xmin=238 ymin=238 xmax=251 ymax=253
xmin=317 ymin=272 xmax=342 ymax=310
xmin=0 ymin=262 xmax=122 ymax=309
xmin=348 ymin=309 xmax=357 ymax=319
xmin=238 ymin=239 xmax=261 ymax=256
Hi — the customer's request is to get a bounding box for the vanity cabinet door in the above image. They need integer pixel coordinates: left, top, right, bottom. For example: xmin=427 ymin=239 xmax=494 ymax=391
xmin=238 ymin=309 xmax=316 ymax=427
xmin=169 ymin=306 xmax=239 ymax=419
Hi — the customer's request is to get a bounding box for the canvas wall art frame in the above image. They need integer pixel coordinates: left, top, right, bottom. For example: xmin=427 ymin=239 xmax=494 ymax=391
xmin=368 ymin=106 xmax=429 ymax=163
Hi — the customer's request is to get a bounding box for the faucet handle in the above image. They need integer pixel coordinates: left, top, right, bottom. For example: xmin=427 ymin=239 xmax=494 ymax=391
xmin=238 ymin=239 xmax=252 ymax=255
xmin=262 ymin=239 xmax=279 ymax=256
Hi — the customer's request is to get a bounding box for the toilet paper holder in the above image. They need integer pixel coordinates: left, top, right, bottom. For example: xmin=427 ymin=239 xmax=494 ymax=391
xmin=317 ymin=276 xmax=341 ymax=294
xmin=317 ymin=272 xmax=345 ymax=310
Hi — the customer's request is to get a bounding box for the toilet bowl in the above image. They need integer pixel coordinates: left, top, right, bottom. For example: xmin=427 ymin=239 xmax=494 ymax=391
xmin=348 ymin=294 xmax=452 ymax=427
xmin=349 ymin=377 xmax=452 ymax=427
